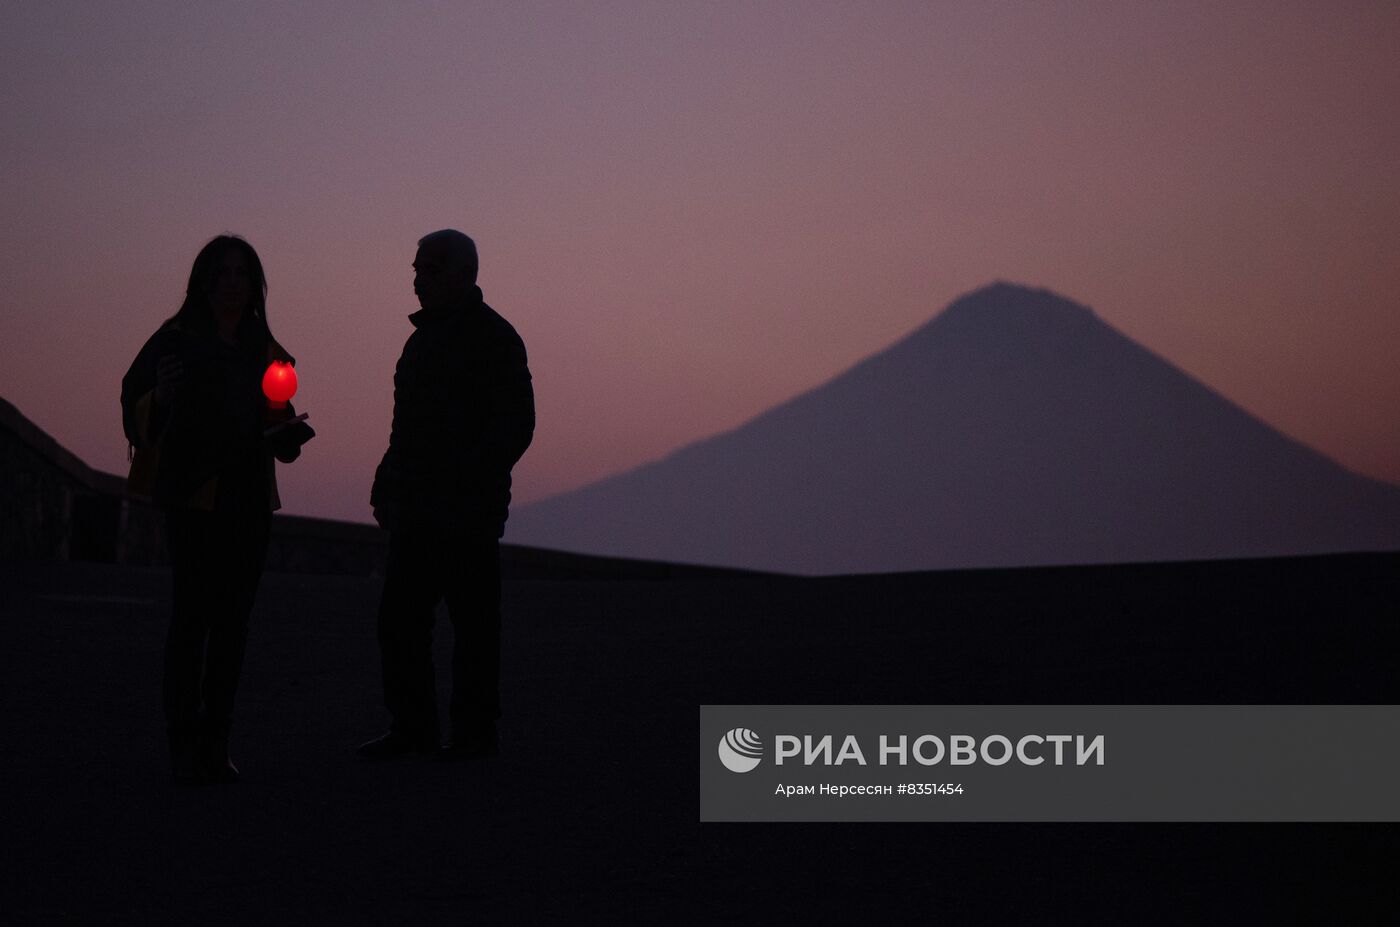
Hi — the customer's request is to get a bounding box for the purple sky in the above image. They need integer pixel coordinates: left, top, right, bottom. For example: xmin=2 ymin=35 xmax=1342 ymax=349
xmin=2 ymin=1 xmax=1397 ymax=525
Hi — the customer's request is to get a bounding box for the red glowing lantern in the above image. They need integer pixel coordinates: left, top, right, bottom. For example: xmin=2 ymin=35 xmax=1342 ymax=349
xmin=262 ymin=361 xmax=298 ymax=409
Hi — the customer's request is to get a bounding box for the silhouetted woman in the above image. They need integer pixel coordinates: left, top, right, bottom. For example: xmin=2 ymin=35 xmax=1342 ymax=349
xmin=121 ymin=235 xmax=313 ymax=784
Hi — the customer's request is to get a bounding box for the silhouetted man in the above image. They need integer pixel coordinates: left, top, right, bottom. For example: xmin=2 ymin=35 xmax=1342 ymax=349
xmin=360 ymin=230 xmax=534 ymax=760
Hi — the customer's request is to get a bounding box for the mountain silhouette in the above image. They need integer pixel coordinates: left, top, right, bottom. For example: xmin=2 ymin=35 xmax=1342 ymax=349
xmin=510 ymin=283 xmax=1400 ymax=574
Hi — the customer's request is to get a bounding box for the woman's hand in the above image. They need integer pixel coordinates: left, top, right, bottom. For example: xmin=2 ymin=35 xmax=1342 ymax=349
xmin=154 ymin=354 xmax=184 ymax=404
xmin=268 ymin=420 xmax=315 ymax=463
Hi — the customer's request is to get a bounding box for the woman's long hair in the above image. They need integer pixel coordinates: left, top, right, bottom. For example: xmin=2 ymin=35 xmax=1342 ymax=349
xmin=163 ymin=235 xmax=273 ymax=359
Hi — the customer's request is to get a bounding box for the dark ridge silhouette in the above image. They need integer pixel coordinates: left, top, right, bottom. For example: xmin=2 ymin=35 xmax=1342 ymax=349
xmin=509 ymin=282 xmax=1400 ymax=574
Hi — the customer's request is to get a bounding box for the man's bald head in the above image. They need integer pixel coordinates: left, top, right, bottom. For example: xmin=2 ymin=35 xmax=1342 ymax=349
xmin=413 ymin=230 xmax=479 ymax=311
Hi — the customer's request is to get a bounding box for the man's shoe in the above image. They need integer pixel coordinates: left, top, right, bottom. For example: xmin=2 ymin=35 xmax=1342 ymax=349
xmin=435 ymin=728 xmax=499 ymax=761
xmin=356 ymin=731 xmax=436 ymax=759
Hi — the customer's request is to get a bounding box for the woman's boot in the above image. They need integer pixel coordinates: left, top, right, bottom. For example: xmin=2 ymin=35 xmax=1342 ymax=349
xmin=170 ymin=734 xmax=202 ymax=785
xmin=199 ymin=729 xmax=240 ymax=784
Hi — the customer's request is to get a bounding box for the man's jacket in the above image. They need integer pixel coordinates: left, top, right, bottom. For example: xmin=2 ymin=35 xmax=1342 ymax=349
xmin=371 ymin=287 xmax=535 ymax=537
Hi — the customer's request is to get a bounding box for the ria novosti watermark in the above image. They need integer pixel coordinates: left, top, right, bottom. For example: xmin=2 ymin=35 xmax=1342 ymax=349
xmin=701 ymin=706 xmax=1400 ymax=822
xmin=719 ymin=728 xmax=1104 ymax=771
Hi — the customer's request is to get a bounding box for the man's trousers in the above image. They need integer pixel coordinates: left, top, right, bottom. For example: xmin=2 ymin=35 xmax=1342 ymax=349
xmin=377 ymin=528 xmax=502 ymax=743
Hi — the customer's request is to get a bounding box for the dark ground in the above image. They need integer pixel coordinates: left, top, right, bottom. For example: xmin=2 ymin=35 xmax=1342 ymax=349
xmin=2 ymin=552 xmax=1397 ymax=924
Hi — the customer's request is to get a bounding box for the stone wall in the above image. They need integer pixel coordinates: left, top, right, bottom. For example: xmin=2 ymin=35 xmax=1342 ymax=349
xmin=1 ymin=396 xmax=386 ymax=573
xmin=1 ymin=397 xmax=115 ymax=561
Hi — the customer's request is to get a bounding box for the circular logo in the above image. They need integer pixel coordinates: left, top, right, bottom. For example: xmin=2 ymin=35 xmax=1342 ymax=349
xmin=718 ymin=728 xmax=763 ymax=773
